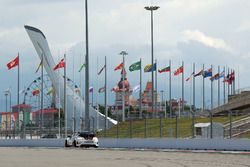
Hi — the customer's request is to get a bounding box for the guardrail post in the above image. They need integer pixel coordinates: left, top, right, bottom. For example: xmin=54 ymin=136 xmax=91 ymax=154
xmin=129 ymin=118 xmax=132 ymax=138
xmin=210 ymin=111 xmax=213 ymax=139
xmin=192 ymin=112 xmax=195 ymax=138
xmin=176 ymin=115 xmax=178 ymax=138
xmin=230 ymin=110 xmax=232 ymax=139
xmin=144 ymin=116 xmax=147 ymax=138
xmin=160 ymin=116 xmax=163 ymax=138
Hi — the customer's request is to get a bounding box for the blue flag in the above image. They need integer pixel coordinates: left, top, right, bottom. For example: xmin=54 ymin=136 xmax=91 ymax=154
xmin=203 ymin=68 xmax=212 ymax=78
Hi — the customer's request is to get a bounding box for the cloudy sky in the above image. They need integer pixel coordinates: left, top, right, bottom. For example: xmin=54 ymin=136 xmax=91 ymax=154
xmin=0 ymin=0 xmax=250 ymax=111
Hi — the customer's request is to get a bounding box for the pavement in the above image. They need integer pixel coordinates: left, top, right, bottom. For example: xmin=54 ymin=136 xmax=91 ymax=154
xmin=0 ymin=148 xmax=250 ymax=167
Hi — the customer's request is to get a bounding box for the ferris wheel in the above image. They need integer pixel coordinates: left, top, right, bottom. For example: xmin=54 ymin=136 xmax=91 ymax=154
xmin=23 ymin=74 xmax=80 ymax=112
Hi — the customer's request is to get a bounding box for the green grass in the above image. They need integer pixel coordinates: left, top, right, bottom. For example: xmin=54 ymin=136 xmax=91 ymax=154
xmin=98 ymin=115 xmax=248 ymax=138
xmin=236 ymin=131 xmax=250 ymax=139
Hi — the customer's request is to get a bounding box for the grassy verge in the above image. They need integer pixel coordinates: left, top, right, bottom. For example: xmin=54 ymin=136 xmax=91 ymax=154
xmin=98 ymin=115 xmax=248 ymax=138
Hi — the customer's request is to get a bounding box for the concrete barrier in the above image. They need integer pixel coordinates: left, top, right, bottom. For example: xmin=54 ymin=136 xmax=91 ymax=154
xmin=0 ymin=138 xmax=250 ymax=151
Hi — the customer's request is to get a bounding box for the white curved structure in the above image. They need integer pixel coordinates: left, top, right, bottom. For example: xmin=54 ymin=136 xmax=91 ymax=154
xmin=24 ymin=25 xmax=117 ymax=131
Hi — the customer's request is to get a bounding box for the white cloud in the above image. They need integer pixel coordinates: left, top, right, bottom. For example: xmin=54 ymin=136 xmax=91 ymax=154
xmin=236 ymin=21 xmax=250 ymax=32
xmin=183 ymin=30 xmax=232 ymax=52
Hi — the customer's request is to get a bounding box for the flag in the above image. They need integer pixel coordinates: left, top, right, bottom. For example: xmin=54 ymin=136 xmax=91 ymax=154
xmin=158 ymin=66 xmax=170 ymax=73
xmin=223 ymin=74 xmax=230 ymax=83
xmin=4 ymin=88 xmax=11 ymax=94
xmin=174 ymin=66 xmax=183 ymax=76
xmin=114 ymin=63 xmax=124 ymax=71
xmin=98 ymin=65 xmax=106 ymax=75
xmin=53 ymin=59 xmax=65 ymax=71
xmin=7 ymin=56 xmax=19 ymax=70
xmin=47 ymin=87 xmax=54 ymax=95
xmin=129 ymin=61 xmax=141 ymax=72
xmin=98 ymin=87 xmax=105 ymax=93
xmin=194 ymin=70 xmax=203 ymax=77
xmin=78 ymin=64 xmax=85 ymax=72
xmin=32 ymin=89 xmax=40 ymax=96
xmin=144 ymin=63 xmax=156 ymax=72
xmin=89 ymin=86 xmax=94 ymax=93
xmin=228 ymin=71 xmax=235 ymax=85
xmin=19 ymin=89 xmax=25 ymax=95
xmin=219 ymin=71 xmax=225 ymax=79
xmin=35 ymin=60 xmax=42 ymax=73
xmin=185 ymin=72 xmax=194 ymax=81
xmin=132 ymin=85 xmax=140 ymax=93
xmin=111 ymin=86 xmax=119 ymax=92
xmin=203 ymin=68 xmax=212 ymax=78
xmin=210 ymin=73 xmax=220 ymax=81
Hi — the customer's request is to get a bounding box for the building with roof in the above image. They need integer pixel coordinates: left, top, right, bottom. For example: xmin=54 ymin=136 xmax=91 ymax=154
xmin=114 ymin=69 xmax=132 ymax=116
xmin=141 ymin=82 xmax=160 ymax=112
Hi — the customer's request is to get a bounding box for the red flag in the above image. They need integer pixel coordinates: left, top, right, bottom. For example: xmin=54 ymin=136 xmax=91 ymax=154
xmin=174 ymin=66 xmax=183 ymax=76
xmin=185 ymin=72 xmax=194 ymax=81
xmin=53 ymin=59 xmax=65 ymax=71
xmin=114 ymin=63 xmax=124 ymax=71
xmin=7 ymin=56 xmax=19 ymax=70
xmin=32 ymin=89 xmax=40 ymax=96
xmin=228 ymin=71 xmax=235 ymax=85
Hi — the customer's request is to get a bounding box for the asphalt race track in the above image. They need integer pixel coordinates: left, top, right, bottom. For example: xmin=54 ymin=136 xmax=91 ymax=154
xmin=0 ymin=148 xmax=249 ymax=167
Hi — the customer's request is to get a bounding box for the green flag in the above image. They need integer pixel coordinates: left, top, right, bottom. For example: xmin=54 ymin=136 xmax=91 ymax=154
xmin=78 ymin=64 xmax=86 ymax=72
xmin=129 ymin=61 xmax=141 ymax=72
xmin=47 ymin=87 xmax=54 ymax=95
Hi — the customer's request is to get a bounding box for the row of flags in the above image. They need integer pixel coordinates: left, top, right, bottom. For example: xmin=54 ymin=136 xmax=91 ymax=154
xmin=5 ymin=55 xmax=235 ymax=98
xmin=115 ymin=61 xmax=235 ymax=84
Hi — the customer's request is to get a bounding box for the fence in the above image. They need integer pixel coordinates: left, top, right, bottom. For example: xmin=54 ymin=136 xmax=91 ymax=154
xmin=0 ymin=111 xmax=249 ymax=140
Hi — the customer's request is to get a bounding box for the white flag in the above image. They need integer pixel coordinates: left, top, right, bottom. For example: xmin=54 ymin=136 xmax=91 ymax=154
xmin=132 ymin=85 xmax=140 ymax=93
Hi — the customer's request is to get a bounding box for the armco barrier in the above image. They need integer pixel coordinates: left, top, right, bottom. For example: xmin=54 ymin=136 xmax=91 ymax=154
xmin=0 ymin=138 xmax=250 ymax=151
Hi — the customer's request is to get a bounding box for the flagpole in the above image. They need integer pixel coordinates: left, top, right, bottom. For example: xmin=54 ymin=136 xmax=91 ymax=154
xmin=64 ymin=53 xmax=67 ymax=137
xmin=139 ymin=58 xmax=142 ymax=119
xmin=85 ymin=0 xmax=90 ymax=131
xmin=230 ymin=69 xmax=233 ymax=95
xmin=96 ymin=56 xmax=99 ymax=130
xmin=228 ymin=68 xmax=230 ymax=97
xmin=58 ymin=72 xmax=61 ymax=138
xmin=210 ymin=64 xmax=213 ymax=139
xmin=223 ymin=66 xmax=226 ymax=104
xmin=211 ymin=65 xmax=213 ymax=110
xmin=41 ymin=52 xmax=44 ymax=137
xmin=72 ymin=51 xmax=75 ymax=133
xmin=218 ymin=66 xmax=220 ymax=107
xmin=17 ymin=53 xmax=21 ymax=137
xmin=169 ymin=60 xmax=172 ymax=118
xmin=155 ymin=59 xmax=158 ymax=117
xmin=104 ymin=56 xmax=107 ymax=133
xmin=233 ymin=69 xmax=235 ymax=95
xmin=57 ymin=53 xmax=61 ymax=138
xmin=237 ymin=66 xmax=240 ymax=93
xmin=202 ymin=64 xmax=205 ymax=112
xmin=120 ymin=51 xmax=127 ymax=122
xmin=189 ymin=64 xmax=192 ymax=112
xmin=193 ymin=63 xmax=195 ymax=111
xmin=182 ymin=61 xmax=184 ymax=114
xmin=17 ymin=53 xmax=20 ymax=107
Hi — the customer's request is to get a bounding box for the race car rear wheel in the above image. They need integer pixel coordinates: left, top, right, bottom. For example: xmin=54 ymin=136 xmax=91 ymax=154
xmin=73 ymin=140 xmax=77 ymax=147
xmin=65 ymin=140 xmax=70 ymax=147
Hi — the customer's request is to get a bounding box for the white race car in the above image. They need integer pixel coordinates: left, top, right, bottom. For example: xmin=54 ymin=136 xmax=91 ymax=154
xmin=65 ymin=132 xmax=99 ymax=148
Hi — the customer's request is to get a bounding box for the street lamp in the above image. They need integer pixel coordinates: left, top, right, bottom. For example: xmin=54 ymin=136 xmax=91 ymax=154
xmin=84 ymin=0 xmax=90 ymax=131
xmin=144 ymin=5 xmax=159 ymax=118
xmin=119 ymin=51 xmax=128 ymax=122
